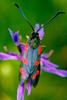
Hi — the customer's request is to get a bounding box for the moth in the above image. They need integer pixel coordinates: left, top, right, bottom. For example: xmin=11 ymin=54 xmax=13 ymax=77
xmin=0 ymin=3 xmax=67 ymax=100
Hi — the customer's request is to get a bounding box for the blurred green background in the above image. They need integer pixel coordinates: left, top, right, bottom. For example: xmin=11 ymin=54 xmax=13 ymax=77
xmin=0 ymin=0 xmax=67 ymax=100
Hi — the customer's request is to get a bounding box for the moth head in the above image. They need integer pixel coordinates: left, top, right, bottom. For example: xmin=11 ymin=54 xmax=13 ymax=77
xmin=28 ymin=32 xmax=40 ymax=49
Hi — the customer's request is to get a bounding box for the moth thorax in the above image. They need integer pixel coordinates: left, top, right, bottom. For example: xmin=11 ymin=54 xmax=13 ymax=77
xmin=31 ymin=32 xmax=39 ymax=40
xmin=29 ymin=32 xmax=40 ymax=49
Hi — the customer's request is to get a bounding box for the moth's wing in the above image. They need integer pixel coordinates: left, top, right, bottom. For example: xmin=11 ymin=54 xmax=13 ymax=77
xmin=35 ymin=23 xmax=44 ymax=40
xmin=0 ymin=52 xmax=19 ymax=60
xmin=32 ymin=65 xmax=40 ymax=87
xmin=40 ymin=56 xmax=67 ymax=77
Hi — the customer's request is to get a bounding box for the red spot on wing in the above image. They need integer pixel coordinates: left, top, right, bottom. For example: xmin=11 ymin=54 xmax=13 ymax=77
xmin=38 ymin=46 xmax=42 ymax=55
xmin=21 ymin=43 xmax=29 ymax=65
xmin=21 ymin=57 xmax=28 ymax=65
xmin=24 ymin=43 xmax=29 ymax=53
xmin=23 ymin=58 xmax=28 ymax=65
xmin=36 ymin=70 xmax=40 ymax=75
xmin=32 ymin=70 xmax=40 ymax=80
xmin=32 ymin=73 xmax=37 ymax=80
xmin=19 ymin=67 xmax=26 ymax=79
xmin=34 ymin=60 xmax=40 ymax=66
xmin=19 ymin=67 xmax=23 ymax=73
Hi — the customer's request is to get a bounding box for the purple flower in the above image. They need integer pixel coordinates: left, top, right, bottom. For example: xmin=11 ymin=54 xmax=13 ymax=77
xmin=0 ymin=26 xmax=67 ymax=100
xmin=35 ymin=24 xmax=44 ymax=40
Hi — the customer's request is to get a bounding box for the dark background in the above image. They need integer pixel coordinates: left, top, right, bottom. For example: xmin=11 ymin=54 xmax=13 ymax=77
xmin=0 ymin=0 xmax=67 ymax=100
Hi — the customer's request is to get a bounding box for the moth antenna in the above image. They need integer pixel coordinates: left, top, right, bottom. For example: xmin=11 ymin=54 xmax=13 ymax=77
xmin=37 ymin=11 xmax=65 ymax=32
xmin=15 ymin=3 xmax=34 ymax=31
